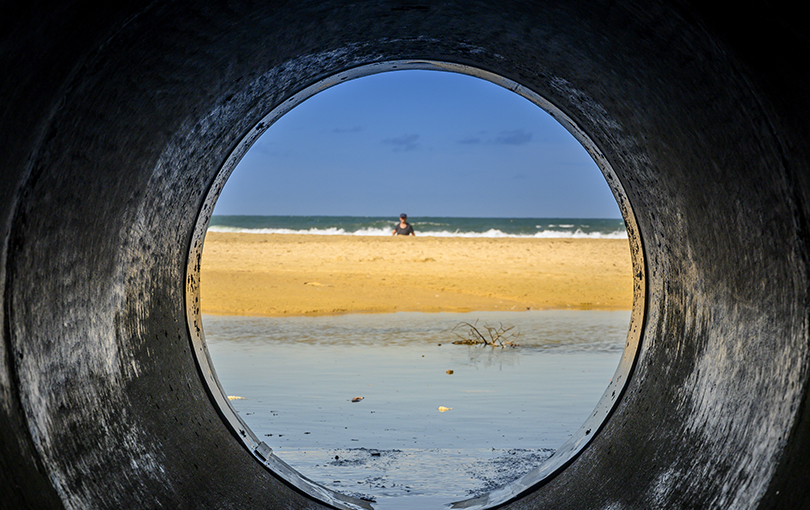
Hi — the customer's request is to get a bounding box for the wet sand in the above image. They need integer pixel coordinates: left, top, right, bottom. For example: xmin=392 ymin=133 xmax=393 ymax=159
xmin=200 ymin=233 xmax=634 ymax=317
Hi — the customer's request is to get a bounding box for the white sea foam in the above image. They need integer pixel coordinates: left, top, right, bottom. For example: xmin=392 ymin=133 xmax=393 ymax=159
xmin=207 ymin=226 xmax=628 ymax=239
xmin=208 ymin=226 xmax=393 ymax=236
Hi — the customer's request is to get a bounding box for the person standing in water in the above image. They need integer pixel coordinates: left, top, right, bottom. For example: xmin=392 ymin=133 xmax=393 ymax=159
xmin=393 ymin=213 xmax=415 ymax=236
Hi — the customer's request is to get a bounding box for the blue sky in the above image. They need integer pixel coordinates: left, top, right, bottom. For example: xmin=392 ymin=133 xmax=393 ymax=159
xmin=214 ymin=70 xmax=621 ymax=219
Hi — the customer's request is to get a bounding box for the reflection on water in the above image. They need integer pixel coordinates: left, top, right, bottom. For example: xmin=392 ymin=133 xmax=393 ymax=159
xmin=205 ymin=310 xmax=626 ymax=351
xmin=204 ymin=310 xmax=629 ymax=509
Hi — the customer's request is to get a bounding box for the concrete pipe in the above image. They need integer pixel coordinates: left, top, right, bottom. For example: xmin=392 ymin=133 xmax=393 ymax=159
xmin=1 ymin=1 xmax=808 ymax=509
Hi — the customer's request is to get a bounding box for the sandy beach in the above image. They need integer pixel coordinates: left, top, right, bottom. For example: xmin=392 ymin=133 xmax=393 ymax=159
xmin=200 ymin=233 xmax=633 ymax=317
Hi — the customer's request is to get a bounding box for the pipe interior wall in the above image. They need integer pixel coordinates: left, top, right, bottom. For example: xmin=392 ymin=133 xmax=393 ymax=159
xmin=1 ymin=2 xmax=808 ymax=509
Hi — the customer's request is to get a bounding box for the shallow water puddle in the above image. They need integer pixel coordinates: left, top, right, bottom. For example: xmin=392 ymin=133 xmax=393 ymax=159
xmin=204 ymin=310 xmax=628 ymax=508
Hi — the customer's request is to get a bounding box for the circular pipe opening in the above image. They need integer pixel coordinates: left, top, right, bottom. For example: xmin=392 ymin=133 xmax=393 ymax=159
xmin=186 ymin=60 xmax=646 ymax=509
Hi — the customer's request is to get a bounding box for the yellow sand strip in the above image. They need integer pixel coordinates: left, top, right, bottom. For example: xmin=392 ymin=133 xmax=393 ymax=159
xmin=200 ymin=233 xmax=633 ymax=317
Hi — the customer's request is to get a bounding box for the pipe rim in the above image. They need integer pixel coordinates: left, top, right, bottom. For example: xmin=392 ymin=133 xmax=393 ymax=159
xmin=185 ymin=59 xmax=647 ymax=509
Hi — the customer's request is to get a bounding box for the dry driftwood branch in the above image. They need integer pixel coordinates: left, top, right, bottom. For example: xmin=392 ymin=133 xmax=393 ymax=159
xmin=452 ymin=320 xmax=520 ymax=347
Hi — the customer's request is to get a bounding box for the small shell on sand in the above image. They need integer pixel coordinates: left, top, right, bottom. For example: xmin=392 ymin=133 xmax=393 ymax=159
xmin=352 ymin=396 xmax=364 ymax=402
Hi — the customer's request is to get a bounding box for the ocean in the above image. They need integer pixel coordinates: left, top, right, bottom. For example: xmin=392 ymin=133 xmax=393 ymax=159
xmin=204 ymin=310 xmax=630 ymax=509
xmin=207 ymin=215 xmax=627 ymax=238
